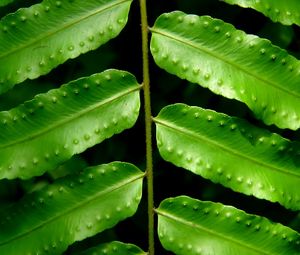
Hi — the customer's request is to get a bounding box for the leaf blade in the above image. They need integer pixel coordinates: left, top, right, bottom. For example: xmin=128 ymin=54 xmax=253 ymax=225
xmin=0 ymin=162 xmax=144 ymax=255
xmin=0 ymin=69 xmax=141 ymax=179
xmin=0 ymin=0 xmax=14 ymax=8
xmin=222 ymin=0 xmax=300 ymax=26
xmin=77 ymin=241 xmax=147 ymax=255
xmin=0 ymin=0 xmax=132 ymax=93
xmin=157 ymin=196 xmax=300 ymax=255
xmin=154 ymin=103 xmax=300 ymax=210
xmin=150 ymin=11 xmax=300 ymax=130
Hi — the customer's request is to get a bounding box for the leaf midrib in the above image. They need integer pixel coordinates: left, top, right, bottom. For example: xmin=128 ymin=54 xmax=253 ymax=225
xmin=0 ymin=171 xmax=144 ymax=246
xmin=0 ymin=0 xmax=131 ymax=60
xmin=154 ymin=117 xmax=300 ymax=179
xmin=151 ymin=27 xmax=300 ymax=99
xmin=156 ymin=209 xmax=273 ymax=255
xmin=0 ymin=84 xmax=141 ymax=149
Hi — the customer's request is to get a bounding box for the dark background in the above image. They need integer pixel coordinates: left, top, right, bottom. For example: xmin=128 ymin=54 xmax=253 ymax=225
xmin=1 ymin=0 xmax=300 ymax=254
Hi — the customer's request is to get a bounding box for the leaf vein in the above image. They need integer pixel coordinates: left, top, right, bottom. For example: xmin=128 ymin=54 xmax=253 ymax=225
xmin=156 ymin=209 xmax=272 ymax=255
xmin=154 ymin=118 xmax=300 ymax=179
xmin=0 ymin=172 xmax=144 ymax=247
xmin=0 ymin=85 xmax=141 ymax=149
xmin=151 ymin=28 xmax=300 ymax=99
xmin=0 ymin=0 xmax=131 ymax=60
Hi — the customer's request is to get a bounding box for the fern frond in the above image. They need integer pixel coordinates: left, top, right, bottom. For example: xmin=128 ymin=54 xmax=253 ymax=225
xmin=222 ymin=0 xmax=300 ymax=26
xmin=0 ymin=69 xmax=141 ymax=179
xmin=157 ymin=196 xmax=300 ymax=255
xmin=0 ymin=162 xmax=144 ymax=255
xmin=77 ymin=241 xmax=146 ymax=255
xmin=0 ymin=0 xmax=132 ymax=93
xmin=150 ymin=11 xmax=300 ymax=130
xmin=154 ymin=103 xmax=300 ymax=210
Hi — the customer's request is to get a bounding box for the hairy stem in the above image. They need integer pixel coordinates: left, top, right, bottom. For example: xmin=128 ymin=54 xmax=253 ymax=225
xmin=139 ymin=0 xmax=154 ymax=254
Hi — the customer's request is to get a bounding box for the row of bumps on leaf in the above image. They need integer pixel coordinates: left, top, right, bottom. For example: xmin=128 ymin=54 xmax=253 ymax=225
xmin=150 ymin=11 xmax=300 ymax=130
xmin=0 ymin=69 xmax=141 ymax=179
xmin=222 ymin=0 xmax=300 ymax=26
xmin=0 ymin=0 xmax=133 ymax=94
xmin=154 ymin=103 xmax=300 ymax=211
xmin=0 ymin=162 xmax=144 ymax=255
xmin=157 ymin=196 xmax=300 ymax=255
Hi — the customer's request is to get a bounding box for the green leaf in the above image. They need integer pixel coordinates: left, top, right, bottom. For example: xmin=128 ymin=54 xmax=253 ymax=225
xmin=154 ymin=103 xmax=300 ymax=211
xmin=150 ymin=11 xmax=300 ymax=130
xmin=0 ymin=162 xmax=144 ymax=255
xmin=0 ymin=0 xmax=132 ymax=94
xmin=0 ymin=69 xmax=141 ymax=179
xmin=222 ymin=0 xmax=300 ymax=26
xmin=77 ymin=241 xmax=146 ymax=255
xmin=0 ymin=0 xmax=14 ymax=8
xmin=157 ymin=196 xmax=300 ymax=255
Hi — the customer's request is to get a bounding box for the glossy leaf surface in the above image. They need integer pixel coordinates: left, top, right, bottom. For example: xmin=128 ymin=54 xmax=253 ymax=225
xmin=0 ymin=0 xmax=132 ymax=94
xmin=0 ymin=162 xmax=144 ymax=255
xmin=150 ymin=11 xmax=300 ymax=130
xmin=0 ymin=69 xmax=141 ymax=179
xmin=78 ymin=241 xmax=146 ymax=255
xmin=157 ymin=196 xmax=300 ymax=255
xmin=222 ymin=0 xmax=300 ymax=26
xmin=154 ymin=104 xmax=300 ymax=210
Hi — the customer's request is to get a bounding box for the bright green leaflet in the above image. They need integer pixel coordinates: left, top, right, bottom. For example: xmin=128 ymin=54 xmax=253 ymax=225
xmin=150 ymin=11 xmax=300 ymax=130
xmin=154 ymin=103 xmax=300 ymax=211
xmin=77 ymin=241 xmax=146 ymax=255
xmin=0 ymin=69 xmax=141 ymax=179
xmin=222 ymin=0 xmax=300 ymax=26
xmin=0 ymin=0 xmax=14 ymax=8
xmin=0 ymin=162 xmax=144 ymax=255
xmin=0 ymin=0 xmax=132 ymax=94
xmin=157 ymin=196 xmax=300 ymax=255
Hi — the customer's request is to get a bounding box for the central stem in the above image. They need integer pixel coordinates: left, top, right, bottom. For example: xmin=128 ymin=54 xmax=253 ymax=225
xmin=139 ymin=0 xmax=154 ymax=254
